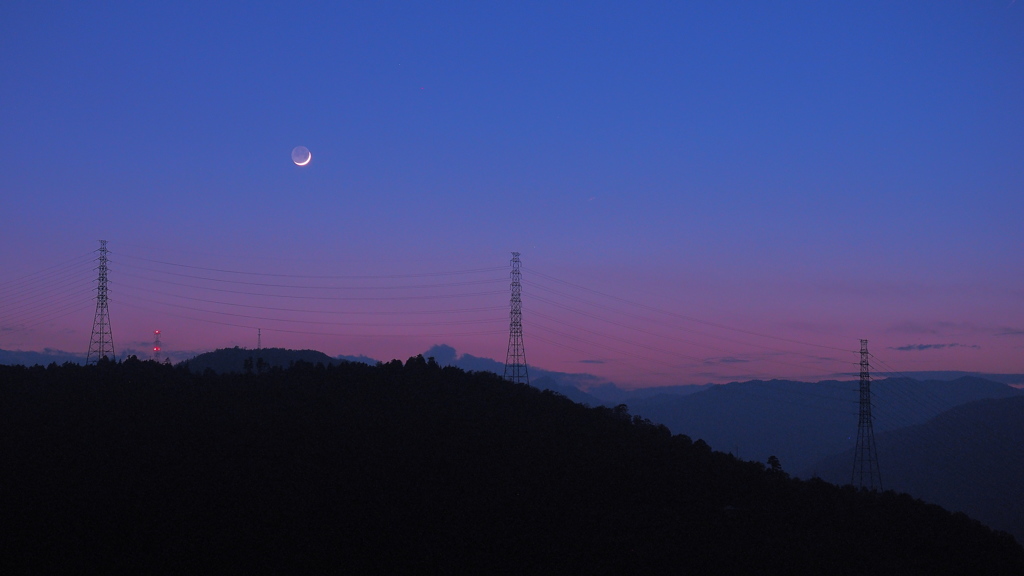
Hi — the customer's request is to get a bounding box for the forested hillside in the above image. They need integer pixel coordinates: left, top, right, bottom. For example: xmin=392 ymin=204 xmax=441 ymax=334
xmin=182 ymin=346 xmax=340 ymax=373
xmin=1 ymin=358 xmax=1021 ymax=575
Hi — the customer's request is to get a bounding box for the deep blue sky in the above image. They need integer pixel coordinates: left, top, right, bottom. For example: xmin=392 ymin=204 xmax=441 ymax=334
xmin=2 ymin=2 xmax=1022 ymax=386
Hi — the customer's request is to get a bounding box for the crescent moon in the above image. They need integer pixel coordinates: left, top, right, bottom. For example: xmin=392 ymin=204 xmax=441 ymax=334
xmin=292 ymin=146 xmax=312 ymax=166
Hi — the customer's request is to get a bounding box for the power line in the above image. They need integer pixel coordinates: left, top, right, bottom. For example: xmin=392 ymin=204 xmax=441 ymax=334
xmin=114 ymin=294 xmax=504 ymax=328
xmin=116 ymin=282 xmax=505 ymax=316
xmin=528 ymin=291 xmax=857 ymax=376
xmin=0 ymin=251 xmax=95 ymax=289
xmin=117 ymin=253 xmax=506 ymax=279
xmin=524 ymin=267 xmax=857 ymax=354
xmin=116 ymin=260 xmax=507 ymax=290
xmin=115 ymin=299 xmax=506 ymax=340
xmin=116 ymin=271 xmax=506 ymax=301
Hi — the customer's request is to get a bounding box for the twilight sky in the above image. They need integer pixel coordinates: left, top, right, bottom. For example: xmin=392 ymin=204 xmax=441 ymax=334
xmin=2 ymin=2 xmax=1022 ymax=387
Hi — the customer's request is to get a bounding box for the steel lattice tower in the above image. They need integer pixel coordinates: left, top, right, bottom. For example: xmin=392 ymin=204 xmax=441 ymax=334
xmin=503 ymin=252 xmax=529 ymax=385
xmin=851 ymin=339 xmax=882 ymax=489
xmin=86 ymin=240 xmax=116 ymax=363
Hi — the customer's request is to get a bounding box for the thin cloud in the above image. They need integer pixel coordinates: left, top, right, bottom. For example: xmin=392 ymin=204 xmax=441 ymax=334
xmin=890 ymin=343 xmax=980 ymax=352
xmin=704 ymin=356 xmax=751 ymax=365
xmin=578 ymin=359 xmax=605 ymax=364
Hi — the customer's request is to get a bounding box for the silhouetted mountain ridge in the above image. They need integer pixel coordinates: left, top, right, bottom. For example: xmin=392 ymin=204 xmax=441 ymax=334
xmin=181 ymin=346 xmax=375 ymax=373
xmin=1 ymin=357 xmax=1021 ymax=574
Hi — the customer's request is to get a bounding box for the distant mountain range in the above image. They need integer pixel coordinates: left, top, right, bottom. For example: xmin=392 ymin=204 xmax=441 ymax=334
xmin=809 ymin=395 xmax=1024 ymax=543
xmin=0 ymin=348 xmax=86 ymax=366
xmin=876 ymin=371 xmax=1024 ymax=386
xmin=617 ymin=376 xmax=1024 ymax=543
xmin=623 ymin=377 xmax=1023 ymax=478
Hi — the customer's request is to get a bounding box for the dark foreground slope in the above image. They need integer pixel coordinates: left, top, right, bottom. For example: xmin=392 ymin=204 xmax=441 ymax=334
xmin=1 ymin=359 xmax=1022 ymax=575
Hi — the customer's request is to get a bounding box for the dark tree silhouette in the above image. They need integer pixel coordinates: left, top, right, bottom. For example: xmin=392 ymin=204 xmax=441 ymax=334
xmin=0 ymin=358 xmax=1021 ymax=575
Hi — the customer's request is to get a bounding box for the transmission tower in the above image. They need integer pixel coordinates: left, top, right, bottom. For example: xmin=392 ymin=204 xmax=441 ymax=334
xmin=503 ymin=252 xmax=529 ymax=385
xmin=86 ymin=240 xmax=116 ymax=363
xmin=851 ymin=339 xmax=882 ymax=490
xmin=153 ymin=330 xmax=161 ymax=361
